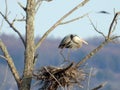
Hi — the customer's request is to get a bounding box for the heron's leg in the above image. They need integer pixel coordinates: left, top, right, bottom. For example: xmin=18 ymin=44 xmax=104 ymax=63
xmin=67 ymin=49 xmax=71 ymax=62
xmin=60 ymin=49 xmax=66 ymax=62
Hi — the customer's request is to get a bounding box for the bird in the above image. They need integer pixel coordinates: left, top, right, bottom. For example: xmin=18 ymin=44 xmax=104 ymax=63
xmin=58 ymin=34 xmax=88 ymax=61
xmin=97 ymin=11 xmax=110 ymax=14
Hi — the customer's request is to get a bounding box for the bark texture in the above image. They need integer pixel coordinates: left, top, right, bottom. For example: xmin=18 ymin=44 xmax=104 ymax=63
xmin=19 ymin=0 xmax=35 ymax=90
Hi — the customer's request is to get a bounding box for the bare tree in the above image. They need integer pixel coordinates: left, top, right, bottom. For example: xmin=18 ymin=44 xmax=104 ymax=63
xmin=0 ymin=0 xmax=90 ymax=90
xmin=0 ymin=0 xmax=120 ymax=90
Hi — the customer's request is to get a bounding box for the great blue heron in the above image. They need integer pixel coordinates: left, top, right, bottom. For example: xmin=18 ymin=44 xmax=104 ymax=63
xmin=58 ymin=34 xmax=88 ymax=61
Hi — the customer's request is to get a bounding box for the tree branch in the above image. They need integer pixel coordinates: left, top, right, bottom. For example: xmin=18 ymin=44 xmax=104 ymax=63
xmin=44 ymin=66 xmax=64 ymax=89
xmin=0 ymin=19 xmax=4 ymax=32
xmin=35 ymin=1 xmax=43 ymax=13
xmin=87 ymin=67 xmax=93 ymax=90
xmin=0 ymin=12 xmax=26 ymax=48
xmin=88 ymin=16 xmax=106 ymax=38
xmin=92 ymin=82 xmax=107 ymax=90
xmin=0 ymin=40 xmax=20 ymax=85
xmin=17 ymin=1 xmax=26 ymax=11
xmin=75 ymin=40 xmax=109 ymax=68
xmin=75 ymin=11 xmax=120 ymax=68
xmin=35 ymin=0 xmax=89 ymax=49
xmin=108 ymin=12 xmax=120 ymax=38
xmin=59 ymin=13 xmax=89 ymax=25
xmin=0 ymin=55 xmax=7 ymax=60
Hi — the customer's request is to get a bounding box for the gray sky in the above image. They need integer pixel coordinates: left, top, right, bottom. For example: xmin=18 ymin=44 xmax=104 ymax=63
xmin=0 ymin=0 xmax=120 ymax=39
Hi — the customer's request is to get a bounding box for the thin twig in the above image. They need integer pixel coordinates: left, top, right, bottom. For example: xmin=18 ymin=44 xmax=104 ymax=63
xmin=0 ymin=55 xmax=7 ymax=61
xmin=35 ymin=0 xmax=89 ymax=49
xmin=14 ymin=18 xmax=26 ymax=22
xmin=0 ymin=12 xmax=25 ymax=48
xmin=35 ymin=1 xmax=43 ymax=13
xmin=5 ymin=0 xmax=8 ymax=17
xmin=42 ymin=0 xmax=52 ymax=2
xmin=92 ymin=82 xmax=107 ymax=90
xmin=35 ymin=0 xmax=42 ymax=7
xmin=44 ymin=66 xmax=64 ymax=89
xmin=17 ymin=1 xmax=26 ymax=11
xmin=12 ymin=15 xmax=26 ymax=23
xmin=108 ymin=12 xmax=118 ymax=38
xmin=87 ymin=67 xmax=93 ymax=90
xmin=0 ymin=19 xmax=4 ymax=31
xmin=75 ymin=39 xmax=109 ymax=68
xmin=88 ymin=16 xmax=106 ymax=38
xmin=76 ymin=11 xmax=120 ymax=68
xmin=111 ymin=36 xmax=120 ymax=40
xmin=112 ymin=8 xmax=117 ymax=33
xmin=59 ymin=13 xmax=89 ymax=25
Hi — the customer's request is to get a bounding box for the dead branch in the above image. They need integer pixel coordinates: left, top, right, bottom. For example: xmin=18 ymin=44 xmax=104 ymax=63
xmin=0 ymin=40 xmax=20 ymax=85
xmin=59 ymin=13 xmax=89 ymax=25
xmin=17 ymin=1 xmax=26 ymax=11
xmin=88 ymin=16 xmax=106 ymax=38
xmin=0 ymin=19 xmax=4 ymax=31
xmin=76 ymin=40 xmax=109 ymax=68
xmin=12 ymin=15 xmax=26 ymax=24
xmin=87 ymin=67 xmax=93 ymax=90
xmin=42 ymin=0 xmax=53 ymax=2
xmin=0 ymin=12 xmax=25 ymax=48
xmin=43 ymin=66 xmax=63 ymax=89
xmin=108 ymin=13 xmax=118 ymax=38
xmin=5 ymin=0 xmax=8 ymax=17
xmin=13 ymin=18 xmax=26 ymax=22
xmin=35 ymin=1 xmax=43 ymax=13
xmin=35 ymin=0 xmax=89 ymax=49
xmin=35 ymin=0 xmax=52 ymax=13
xmin=0 ymin=55 xmax=7 ymax=60
xmin=75 ymin=11 xmax=120 ymax=68
xmin=36 ymin=0 xmax=52 ymax=6
xmin=92 ymin=82 xmax=107 ymax=90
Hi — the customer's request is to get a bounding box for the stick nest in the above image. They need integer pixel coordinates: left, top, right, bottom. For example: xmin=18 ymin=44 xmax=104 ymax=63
xmin=33 ymin=62 xmax=86 ymax=90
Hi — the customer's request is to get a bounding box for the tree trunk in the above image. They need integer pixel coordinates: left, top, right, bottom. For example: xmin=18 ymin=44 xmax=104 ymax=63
xmin=19 ymin=0 xmax=35 ymax=90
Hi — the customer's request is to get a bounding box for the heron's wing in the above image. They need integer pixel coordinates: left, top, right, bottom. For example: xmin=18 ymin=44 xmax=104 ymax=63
xmin=72 ymin=36 xmax=81 ymax=44
xmin=58 ymin=35 xmax=71 ymax=48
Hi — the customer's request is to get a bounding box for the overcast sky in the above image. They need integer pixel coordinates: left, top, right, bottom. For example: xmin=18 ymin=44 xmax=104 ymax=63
xmin=0 ymin=0 xmax=120 ymax=39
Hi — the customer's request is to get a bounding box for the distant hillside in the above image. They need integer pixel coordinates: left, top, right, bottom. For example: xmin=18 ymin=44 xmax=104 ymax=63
xmin=0 ymin=34 xmax=120 ymax=90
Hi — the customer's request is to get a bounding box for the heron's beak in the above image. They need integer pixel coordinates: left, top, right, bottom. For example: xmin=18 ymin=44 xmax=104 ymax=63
xmin=82 ymin=40 xmax=88 ymax=45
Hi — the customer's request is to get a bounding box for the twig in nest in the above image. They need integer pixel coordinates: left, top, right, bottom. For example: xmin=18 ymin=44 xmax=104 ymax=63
xmin=92 ymin=82 xmax=107 ymax=90
xmin=43 ymin=66 xmax=64 ymax=89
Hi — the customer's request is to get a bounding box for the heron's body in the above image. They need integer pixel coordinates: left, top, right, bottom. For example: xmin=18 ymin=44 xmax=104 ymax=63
xmin=58 ymin=34 xmax=88 ymax=49
xmin=58 ymin=34 xmax=88 ymax=62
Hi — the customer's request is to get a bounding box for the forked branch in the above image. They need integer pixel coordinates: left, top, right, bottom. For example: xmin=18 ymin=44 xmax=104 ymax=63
xmin=35 ymin=0 xmax=89 ymax=49
xmin=17 ymin=1 xmax=26 ymax=11
xmin=0 ymin=12 xmax=25 ymax=48
xmin=76 ymin=11 xmax=120 ymax=68
xmin=87 ymin=16 xmax=106 ymax=38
